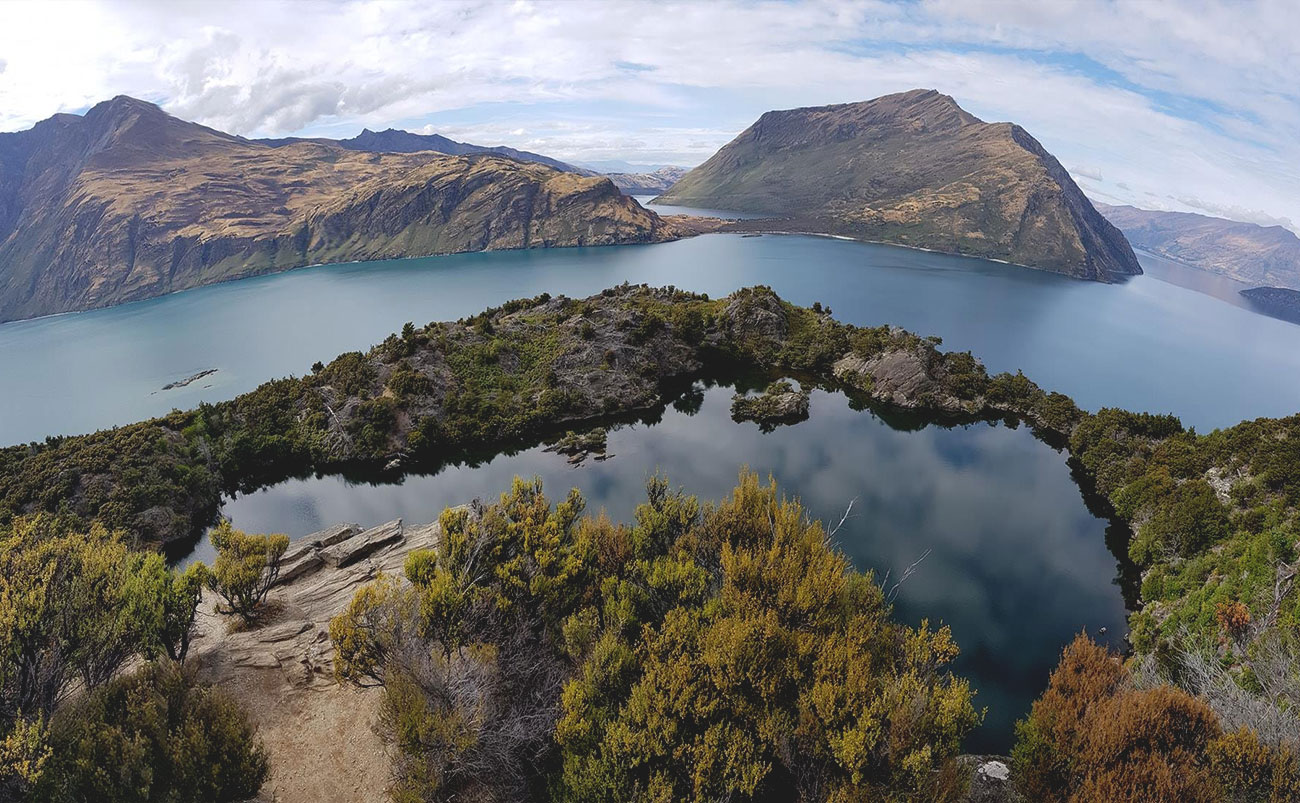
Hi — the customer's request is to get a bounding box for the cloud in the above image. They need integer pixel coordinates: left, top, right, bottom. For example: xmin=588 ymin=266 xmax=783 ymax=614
xmin=0 ymin=0 xmax=1295 ymax=231
xmin=1171 ymin=196 xmax=1297 ymax=230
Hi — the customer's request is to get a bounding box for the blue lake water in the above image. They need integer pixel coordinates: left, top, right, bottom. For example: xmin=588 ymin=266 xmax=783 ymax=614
xmin=4 ymin=226 xmax=1300 ymax=752
xmin=1 ymin=234 xmax=1296 ymax=447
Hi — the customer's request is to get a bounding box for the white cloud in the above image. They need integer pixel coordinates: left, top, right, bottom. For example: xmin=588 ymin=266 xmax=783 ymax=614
xmin=1170 ymin=196 xmax=1296 ymax=230
xmin=0 ymin=0 xmax=1295 ymax=231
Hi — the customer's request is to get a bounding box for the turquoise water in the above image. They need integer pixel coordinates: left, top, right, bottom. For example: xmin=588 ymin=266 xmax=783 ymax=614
xmin=1 ymin=234 xmax=1297 ymax=447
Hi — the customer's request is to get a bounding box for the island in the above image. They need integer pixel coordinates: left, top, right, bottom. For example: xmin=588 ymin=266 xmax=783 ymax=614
xmin=1241 ymin=286 xmax=1300 ymax=325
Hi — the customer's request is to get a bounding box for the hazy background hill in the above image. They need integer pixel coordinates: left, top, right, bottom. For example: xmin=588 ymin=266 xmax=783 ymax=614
xmin=1095 ymin=202 xmax=1300 ymax=289
xmin=256 ymin=127 xmax=594 ymax=175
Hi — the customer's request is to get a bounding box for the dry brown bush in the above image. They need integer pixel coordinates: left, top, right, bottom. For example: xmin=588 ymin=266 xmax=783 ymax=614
xmin=1013 ymin=633 xmax=1300 ymax=803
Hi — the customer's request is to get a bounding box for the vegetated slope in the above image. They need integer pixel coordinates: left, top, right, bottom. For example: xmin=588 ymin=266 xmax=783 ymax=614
xmin=604 ymin=165 xmax=688 ymax=194
xmin=258 ymin=126 xmax=594 ymax=175
xmin=658 ymin=89 xmax=1141 ymax=281
xmin=0 ymin=97 xmax=671 ymax=323
xmin=1097 ymin=202 xmax=1300 ymax=288
xmin=1240 ymin=286 xmax=1300 ymax=325
xmin=1 ymin=284 xmax=1297 ymax=794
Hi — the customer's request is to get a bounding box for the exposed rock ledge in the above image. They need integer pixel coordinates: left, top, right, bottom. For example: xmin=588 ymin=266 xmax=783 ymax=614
xmin=188 ymin=518 xmax=444 ymax=803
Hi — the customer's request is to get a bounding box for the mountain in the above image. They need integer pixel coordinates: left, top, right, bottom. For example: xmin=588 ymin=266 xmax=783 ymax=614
xmin=604 ymin=166 xmax=688 ymax=195
xmin=657 ymin=89 xmax=1141 ymax=281
xmin=1240 ymin=287 xmax=1300 ymax=325
xmin=0 ymin=97 xmax=672 ymax=323
xmin=259 ymin=127 xmax=595 ymax=175
xmin=1095 ymin=203 xmax=1300 ymax=288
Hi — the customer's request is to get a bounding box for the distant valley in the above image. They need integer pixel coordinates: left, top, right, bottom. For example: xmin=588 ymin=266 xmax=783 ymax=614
xmin=658 ymin=89 xmax=1142 ymax=281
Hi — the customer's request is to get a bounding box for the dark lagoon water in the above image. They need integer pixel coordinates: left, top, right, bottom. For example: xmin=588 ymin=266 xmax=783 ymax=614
xmin=4 ymin=223 xmax=1300 ymax=751
xmin=198 ymin=383 xmax=1129 ymax=753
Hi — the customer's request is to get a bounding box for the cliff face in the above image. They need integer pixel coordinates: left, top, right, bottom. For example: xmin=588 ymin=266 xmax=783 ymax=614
xmin=1096 ymin=203 xmax=1300 ymax=288
xmin=0 ymin=97 xmax=668 ymax=323
xmin=658 ymin=89 xmax=1141 ymax=281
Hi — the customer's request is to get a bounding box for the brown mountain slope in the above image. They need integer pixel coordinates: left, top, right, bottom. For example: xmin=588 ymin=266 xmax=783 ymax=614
xmin=0 ymin=97 xmax=671 ymax=323
xmin=1095 ymin=203 xmax=1300 ymax=288
xmin=657 ymin=89 xmax=1141 ymax=281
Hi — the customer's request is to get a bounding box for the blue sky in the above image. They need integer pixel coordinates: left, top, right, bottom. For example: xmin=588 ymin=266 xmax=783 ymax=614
xmin=1 ymin=0 xmax=1297 ymax=230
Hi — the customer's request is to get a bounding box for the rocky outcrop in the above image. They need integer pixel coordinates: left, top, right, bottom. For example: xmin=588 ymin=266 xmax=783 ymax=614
xmin=1097 ymin=203 xmax=1300 ymax=287
xmin=0 ymin=97 xmax=675 ymax=323
xmin=730 ymin=380 xmax=810 ymax=429
xmin=658 ymin=89 xmax=1142 ymax=281
xmin=957 ymin=756 xmax=1024 ymax=803
xmin=192 ymin=519 xmax=433 ymax=684
xmin=833 ymin=343 xmax=978 ymax=415
xmin=188 ymin=518 xmax=443 ymax=803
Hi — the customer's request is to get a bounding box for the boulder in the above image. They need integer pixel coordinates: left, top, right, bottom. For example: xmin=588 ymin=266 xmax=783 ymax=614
xmin=277 ymin=524 xmax=362 ymax=585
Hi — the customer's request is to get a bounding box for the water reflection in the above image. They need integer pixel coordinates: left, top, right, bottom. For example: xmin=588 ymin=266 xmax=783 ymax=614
xmin=208 ymin=384 xmax=1129 ymax=753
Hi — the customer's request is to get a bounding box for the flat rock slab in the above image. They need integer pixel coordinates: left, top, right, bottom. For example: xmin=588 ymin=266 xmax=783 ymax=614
xmin=320 ymin=519 xmax=404 ymax=568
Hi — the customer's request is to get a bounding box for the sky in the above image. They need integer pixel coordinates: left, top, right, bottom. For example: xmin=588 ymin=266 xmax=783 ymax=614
xmin=0 ymin=0 xmax=1297 ymax=231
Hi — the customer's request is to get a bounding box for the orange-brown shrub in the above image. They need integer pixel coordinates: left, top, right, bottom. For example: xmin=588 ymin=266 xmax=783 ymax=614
xmin=1011 ymin=634 xmax=1127 ymax=802
xmin=1014 ymin=634 xmax=1222 ymax=803
xmin=1014 ymin=634 xmax=1300 ymax=803
xmin=1215 ymin=600 xmax=1252 ymax=640
xmin=1072 ymin=685 xmax=1222 ymax=803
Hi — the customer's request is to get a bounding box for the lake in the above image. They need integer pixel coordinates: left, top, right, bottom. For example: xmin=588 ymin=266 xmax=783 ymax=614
xmin=4 ymin=223 xmax=1300 ymax=751
xmin=203 ymin=383 xmax=1129 ymax=753
xmin=1 ymin=232 xmax=1297 ymax=448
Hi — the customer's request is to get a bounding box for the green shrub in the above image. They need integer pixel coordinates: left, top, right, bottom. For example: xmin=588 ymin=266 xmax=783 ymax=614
xmin=38 ymin=661 xmax=267 ymax=803
xmin=0 ymin=516 xmax=207 ymax=798
xmin=332 ymin=473 xmax=980 ymax=802
xmin=206 ymin=522 xmax=289 ymax=621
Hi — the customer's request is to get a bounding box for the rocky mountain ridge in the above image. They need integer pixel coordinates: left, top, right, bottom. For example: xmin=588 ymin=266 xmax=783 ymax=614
xmin=257 ymin=126 xmax=593 ymax=175
xmin=658 ymin=89 xmax=1142 ymax=281
xmin=0 ymin=97 xmax=674 ymax=323
xmin=603 ymin=165 xmax=688 ymax=194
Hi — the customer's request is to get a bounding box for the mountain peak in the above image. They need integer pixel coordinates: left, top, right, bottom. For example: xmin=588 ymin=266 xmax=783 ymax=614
xmin=658 ymin=90 xmax=1140 ymax=281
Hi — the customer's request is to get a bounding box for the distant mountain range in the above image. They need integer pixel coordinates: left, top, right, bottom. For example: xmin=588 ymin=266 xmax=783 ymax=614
xmin=1094 ymin=203 xmax=1300 ymax=289
xmin=658 ymin=89 xmax=1141 ymax=281
xmin=0 ymin=97 xmax=672 ymax=323
xmin=256 ymin=127 xmax=595 ymax=175
xmin=601 ymin=166 xmax=688 ymax=195
xmin=257 ymin=130 xmax=688 ymax=196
